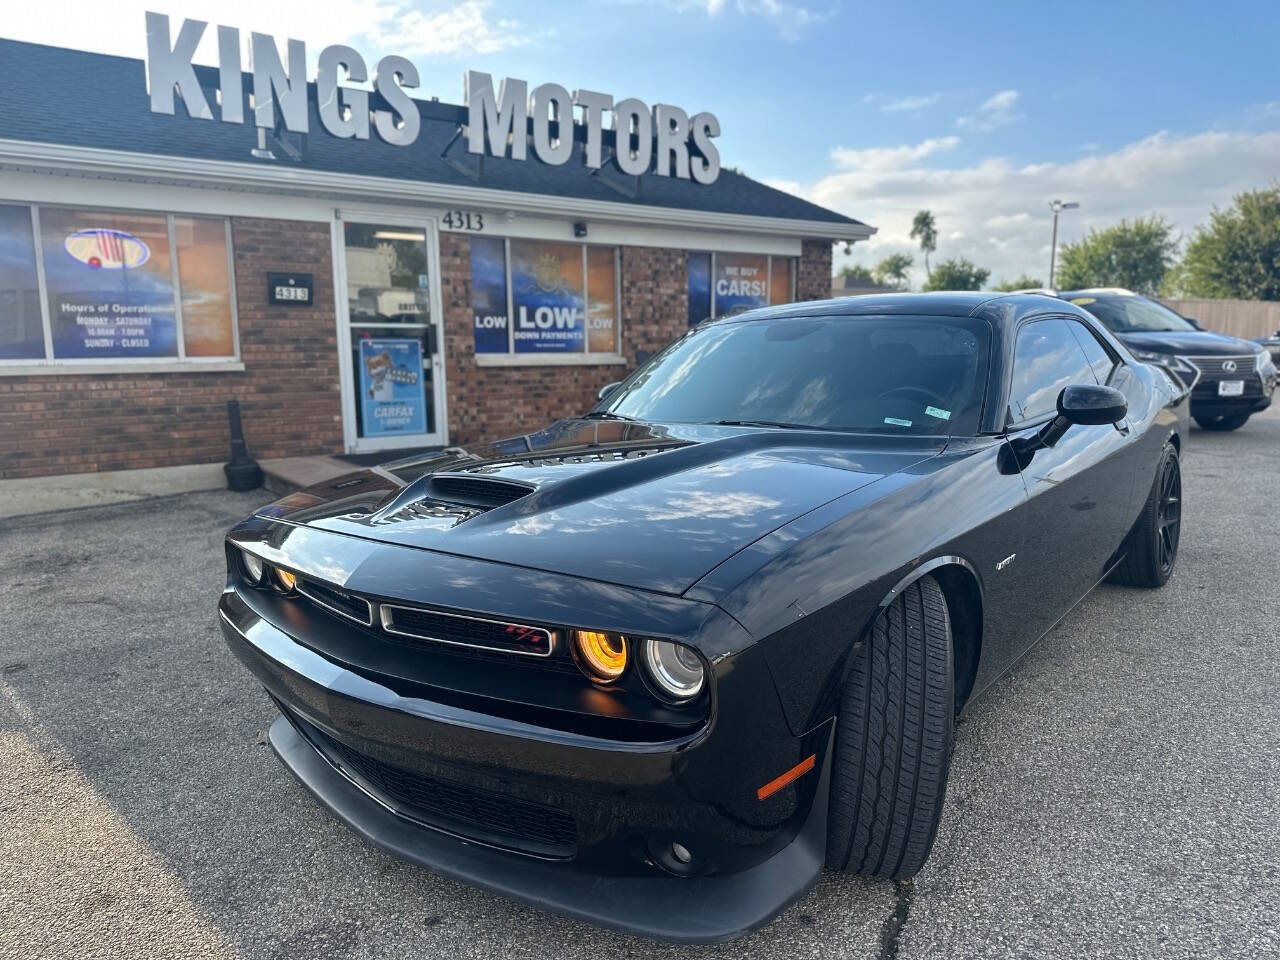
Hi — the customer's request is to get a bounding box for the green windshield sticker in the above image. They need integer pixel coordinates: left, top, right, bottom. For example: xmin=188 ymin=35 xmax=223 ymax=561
xmin=1070 ymin=297 xmax=1096 ymax=305
xmin=925 ymin=406 xmax=952 ymax=420
xmin=884 ymin=417 xmax=913 ymax=427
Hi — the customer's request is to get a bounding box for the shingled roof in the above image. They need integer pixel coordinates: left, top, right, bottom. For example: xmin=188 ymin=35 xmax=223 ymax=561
xmin=0 ymin=39 xmax=871 ymax=238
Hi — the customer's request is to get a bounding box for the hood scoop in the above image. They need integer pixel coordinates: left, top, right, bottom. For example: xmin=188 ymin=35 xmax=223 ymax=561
xmin=368 ymin=472 xmax=535 ymax=528
xmin=427 ymin=473 xmax=535 ymax=507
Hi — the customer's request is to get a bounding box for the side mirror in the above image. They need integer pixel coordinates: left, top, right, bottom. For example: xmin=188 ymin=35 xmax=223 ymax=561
xmin=1182 ymin=315 xmax=1200 ymax=329
xmin=1058 ymin=383 xmax=1128 ymax=426
xmin=597 ymin=381 xmax=622 ymax=402
xmin=1012 ymin=384 xmax=1127 ymax=461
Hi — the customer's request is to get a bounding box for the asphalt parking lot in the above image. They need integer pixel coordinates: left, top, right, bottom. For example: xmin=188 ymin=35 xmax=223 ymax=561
xmin=2 ymin=407 xmax=1277 ymax=960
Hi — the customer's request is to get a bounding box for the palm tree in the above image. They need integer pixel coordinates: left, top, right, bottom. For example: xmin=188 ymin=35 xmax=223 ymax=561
xmin=910 ymin=210 xmax=938 ymax=280
xmin=873 ymin=253 xmax=915 ymax=290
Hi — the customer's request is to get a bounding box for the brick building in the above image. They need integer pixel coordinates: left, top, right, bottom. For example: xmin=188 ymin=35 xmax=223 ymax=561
xmin=0 ymin=38 xmax=872 ymax=483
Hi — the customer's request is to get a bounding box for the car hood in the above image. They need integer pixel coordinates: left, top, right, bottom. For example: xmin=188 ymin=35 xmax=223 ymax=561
xmin=258 ymin=419 xmax=943 ymax=595
xmin=1117 ymin=329 xmax=1260 ymax=356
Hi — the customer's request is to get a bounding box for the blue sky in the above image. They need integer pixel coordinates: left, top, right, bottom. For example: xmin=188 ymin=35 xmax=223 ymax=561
xmin=9 ymin=0 xmax=1279 ymax=286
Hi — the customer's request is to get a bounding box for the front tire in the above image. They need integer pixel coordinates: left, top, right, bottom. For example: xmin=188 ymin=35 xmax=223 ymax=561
xmin=1108 ymin=442 xmax=1181 ymax=588
xmin=1194 ymin=412 xmax=1250 ymax=431
xmin=825 ymin=575 xmax=953 ymax=879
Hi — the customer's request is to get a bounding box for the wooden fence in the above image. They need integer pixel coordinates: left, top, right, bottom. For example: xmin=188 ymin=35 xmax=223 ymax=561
xmin=1161 ymin=299 xmax=1280 ymax=340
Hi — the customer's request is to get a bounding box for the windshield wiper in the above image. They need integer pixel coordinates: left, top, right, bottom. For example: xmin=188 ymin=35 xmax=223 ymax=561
xmin=581 ymin=411 xmax=637 ymax=422
xmin=711 ymin=419 xmax=828 ymax=430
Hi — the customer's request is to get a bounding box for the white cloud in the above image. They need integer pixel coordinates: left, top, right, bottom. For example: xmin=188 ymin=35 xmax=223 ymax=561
xmin=802 ymin=129 xmax=1280 ymax=288
xmin=668 ymin=0 xmax=832 ymax=37
xmin=829 ymin=136 xmax=960 ymax=172
xmin=881 ymin=93 xmax=942 ymax=113
xmin=1 ymin=1 xmax=533 ymax=63
xmin=957 ymin=89 xmax=1023 ymax=132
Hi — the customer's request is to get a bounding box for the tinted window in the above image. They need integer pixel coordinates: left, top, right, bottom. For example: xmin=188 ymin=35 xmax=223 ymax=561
xmin=1067 ymin=294 xmax=1196 ymax=333
xmin=1008 ymin=317 xmax=1095 ymax=424
xmin=1067 ymin=319 xmax=1116 ymax=384
xmin=602 ymin=315 xmax=990 ymax=435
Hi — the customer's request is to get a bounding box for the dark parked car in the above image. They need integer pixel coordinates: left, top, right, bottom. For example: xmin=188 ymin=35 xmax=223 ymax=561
xmin=1257 ymin=329 xmax=1280 ymax=368
xmin=1059 ymin=288 xmax=1276 ymax=430
xmin=219 ymin=293 xmax=1188 ymax=942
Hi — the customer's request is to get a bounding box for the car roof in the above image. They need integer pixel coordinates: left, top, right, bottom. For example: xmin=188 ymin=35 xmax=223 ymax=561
xmin=1058 ymin=287 xmax=1139 ymax=298
xmin=706 ymin=291 xmax=1080 ymax=328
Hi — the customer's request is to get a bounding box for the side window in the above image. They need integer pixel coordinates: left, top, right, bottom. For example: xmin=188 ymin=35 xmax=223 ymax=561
xmin=1008 ymin=317 xmax=1096 ymax=425
xmin=1068 ymin=319 xmax=1117 ymax=384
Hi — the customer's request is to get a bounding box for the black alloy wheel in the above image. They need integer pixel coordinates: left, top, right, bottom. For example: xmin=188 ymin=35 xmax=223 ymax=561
xmin=1156 ymin=453 xmax=1181 ymax=577
xmin=1108 ymin=441 xmax=1181 ymax=588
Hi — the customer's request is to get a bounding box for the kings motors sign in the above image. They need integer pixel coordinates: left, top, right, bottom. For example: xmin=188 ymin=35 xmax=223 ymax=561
xmin=144 ymin=12 xmax=721 ymax=184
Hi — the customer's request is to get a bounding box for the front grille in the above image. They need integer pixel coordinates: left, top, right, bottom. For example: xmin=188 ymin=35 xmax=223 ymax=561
xmin=1188 ymin=355 xmax=1258 ymax=380
xmin=381 ymin=604 xmax=556 ymax=657
xmin=296 ymin=578 xmax=372 ymax=625
xmin=302 ymin=718 xmax=577 ymax=858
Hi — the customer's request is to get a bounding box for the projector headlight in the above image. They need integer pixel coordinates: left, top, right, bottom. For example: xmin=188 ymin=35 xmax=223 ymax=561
xmin=641 ymin=639 xmax=706 ymax=702
xmin=572 ymin=629 xmax=628 ymax=683
xmin=240 ymin=549 xmax=264 ymax=584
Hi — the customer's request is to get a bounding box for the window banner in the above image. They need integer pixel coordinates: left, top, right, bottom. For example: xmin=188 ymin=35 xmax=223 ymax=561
xmin=586 ymin=247 xmax=617 ymax=353
xmin=358 ymin=337 xmax=427 ymax=438
xmin=470 ymin=236 xmax=509 ymax=354
xmin=687 ymin=252 xmax=711 ymax=326
xmin=713 ymin=253 xmax=769 ymax=316
xmin=510 ymin=240 xmax=585 ymax=353
xmin=40 ymin=208 xmax=178 ymax=359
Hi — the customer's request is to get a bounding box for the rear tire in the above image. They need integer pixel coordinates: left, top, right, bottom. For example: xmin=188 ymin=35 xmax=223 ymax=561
xmin=1108 ymin=442 xmax=1181 ymax=588
xmin=825 ymin=575 xmax=953 ymax=879
xmin=1194 ymin=412 xmax=1250 ymax=431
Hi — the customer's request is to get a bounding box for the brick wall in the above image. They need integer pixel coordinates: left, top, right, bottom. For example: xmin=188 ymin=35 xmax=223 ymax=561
xmin=797 ymin=238 xmax=834 ymax=301
xmin=0 ymin=217 xmax=342 ymax=480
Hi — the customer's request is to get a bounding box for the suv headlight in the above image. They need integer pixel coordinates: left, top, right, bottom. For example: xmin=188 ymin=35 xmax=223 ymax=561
xmin=1132 ymin=350 xmax=1196 ymax=383
xmin=1257 ymin=349 xmax=1277 ymax=376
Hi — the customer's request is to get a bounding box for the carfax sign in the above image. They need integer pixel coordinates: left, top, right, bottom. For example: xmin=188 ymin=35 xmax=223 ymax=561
xmin=358 ymin=338 xmax=427 ymax=438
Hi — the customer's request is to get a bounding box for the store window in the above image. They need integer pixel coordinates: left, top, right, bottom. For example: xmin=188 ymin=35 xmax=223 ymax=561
xmin=469 ymin=238 xmax=620 ymax=358
xmin=0 ymin=205 xmax=43 ymax=360
xmin=0 ymin=203 xmax=237 ymax=367
xmin=686 ymin=251 xmax=796 ymax=324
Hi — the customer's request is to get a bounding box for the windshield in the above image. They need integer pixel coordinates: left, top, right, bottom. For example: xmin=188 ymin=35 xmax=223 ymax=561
xmin=1068 ymin=295 xmax=1197 ymax=333
xmin=598 ymin=315 xmax=990 ymax=435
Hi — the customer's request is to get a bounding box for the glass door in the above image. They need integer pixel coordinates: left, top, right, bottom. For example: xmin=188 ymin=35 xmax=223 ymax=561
xmin=337 ymin=216 xmax=446 ymax=452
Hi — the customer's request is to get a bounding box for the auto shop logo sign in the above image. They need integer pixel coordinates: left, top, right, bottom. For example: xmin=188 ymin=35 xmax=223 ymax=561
xmin=144 ymin=11 xmax=722 ymax=184
xmin=65 ymin=229 xmax=150 ymax=270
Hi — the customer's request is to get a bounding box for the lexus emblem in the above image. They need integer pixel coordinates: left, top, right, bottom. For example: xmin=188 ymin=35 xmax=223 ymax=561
xmin=1222 ymin=360 xmax=1238 ymax=372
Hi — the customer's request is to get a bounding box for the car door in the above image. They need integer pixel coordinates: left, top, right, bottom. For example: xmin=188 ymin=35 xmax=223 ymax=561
xmin=1065 ymin=316 xmax=1149 ymax=525
xmin=997 ymin=316 xmax=1137 ymax=656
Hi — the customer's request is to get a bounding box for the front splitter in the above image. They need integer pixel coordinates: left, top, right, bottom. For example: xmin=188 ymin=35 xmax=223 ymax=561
xmin=268 ymin=714 xmax=830 ymax=943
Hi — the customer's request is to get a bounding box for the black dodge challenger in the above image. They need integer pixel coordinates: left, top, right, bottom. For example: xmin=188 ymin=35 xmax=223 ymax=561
xmin=218 ymin=293 xmax=1189 ymax=942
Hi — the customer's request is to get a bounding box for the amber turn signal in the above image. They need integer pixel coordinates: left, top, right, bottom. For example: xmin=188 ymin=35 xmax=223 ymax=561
xmin=572 ymin=629 xmax=628 ymax=682
xmin=275 ymin=567 xmax=297 ymax=591
xmin=756 ymin=754 xmax=816 ymax=801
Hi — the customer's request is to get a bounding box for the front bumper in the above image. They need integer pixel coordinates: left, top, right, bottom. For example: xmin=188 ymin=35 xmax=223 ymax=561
xmin=218 ymin=588 xmax=831 ymax=942
xmin=268 ymin=714 xmax=829 ymax=942
xmin=1189 ymin=368 xmax=1274 ymax=417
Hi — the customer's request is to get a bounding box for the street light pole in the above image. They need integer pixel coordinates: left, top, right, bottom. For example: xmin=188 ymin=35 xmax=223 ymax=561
xmin=1048 ymin=199 xmax=1079 ymax=289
